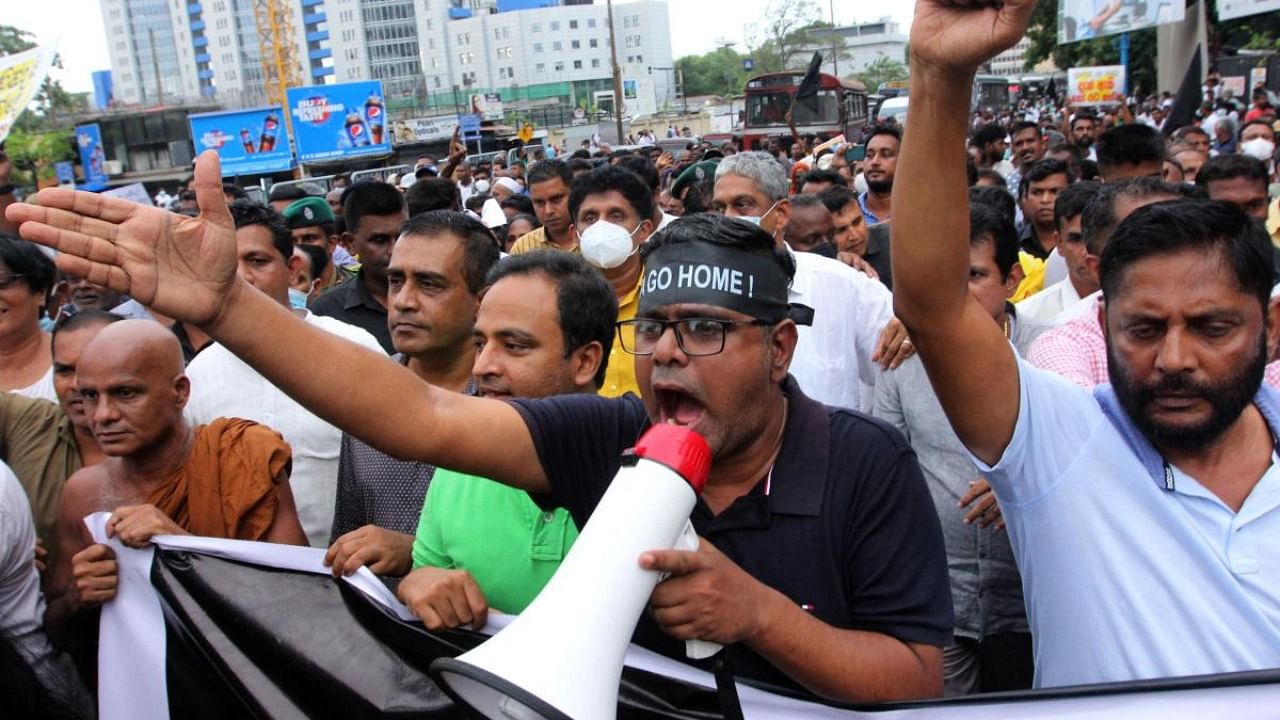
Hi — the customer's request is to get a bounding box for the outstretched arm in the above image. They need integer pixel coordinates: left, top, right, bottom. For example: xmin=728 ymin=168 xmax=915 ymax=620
xmin=891 ymin=0 xmax=1035 ymax=466
xmin=5 ymin=153 xmax=549 ymax=492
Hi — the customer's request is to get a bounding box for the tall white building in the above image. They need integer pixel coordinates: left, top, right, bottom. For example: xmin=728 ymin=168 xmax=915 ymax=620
xmin=99 ymin=0 xmax=672 ymax=115
xmin=807 ymin=17 xmax=908 ymax=79
xmin=989 ymin=37 xmax=1031 ymax=77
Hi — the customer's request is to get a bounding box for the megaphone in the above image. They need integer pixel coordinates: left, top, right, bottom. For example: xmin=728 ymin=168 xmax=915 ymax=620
xmin=430 ymin=424 xmax=712 ymax=720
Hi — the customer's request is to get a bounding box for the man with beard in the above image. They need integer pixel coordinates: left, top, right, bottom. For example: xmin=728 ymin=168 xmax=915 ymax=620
xmin=1069 ymin=113 xmax=1099 ymax=161
xmin=860 ymin=125 xmax=900 ymax=225
xmin=971 ymin=124 xmax=1013 ymax=178
xmin=1006 ymin=121 xmax=1045 ymax=198
xmin=892 ymin=0 xmax=1280 ymax=688
xmin=9 ymin=172 xmax=953 ymax=702
xmin=396 ymin=250 xmax=613 ymax=627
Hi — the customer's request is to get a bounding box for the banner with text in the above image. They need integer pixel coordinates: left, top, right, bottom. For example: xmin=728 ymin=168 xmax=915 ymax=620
xmin=1067 ymin=66 xmax=1128 ymax=107
xmin=286 ymin=80 xmax=391 ymax=162
xmin=0 ymin=45 xmax=57 ymax=144
xmin=390 ymin=115 xmax=456 ymax=145
xmin=189 ymin=105 xmax=294 ymax=176
xmin=75 ymin=123 xmax=109 ymax=191
xmin=1058 ymin=0 xmax=1185 ymax=43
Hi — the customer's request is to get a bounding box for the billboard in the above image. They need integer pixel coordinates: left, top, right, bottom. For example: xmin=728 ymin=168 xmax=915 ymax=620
xmin=188 ymin=106 xmax=294 ymax=176
xmin=75 ymin=123 xmax=109 ymax=191
xmin=286 ymin=80 xmax=391 ymax=163
xmin=1219 ymin=0 xmax=1280 ymax=20
xmin=1067 ymin=65 xmax=1128 ymax=106
xmin=390 ymin=115 xmax=456 ymax=145
xmin=1058 ymin=0 xmax=1185 ymax=44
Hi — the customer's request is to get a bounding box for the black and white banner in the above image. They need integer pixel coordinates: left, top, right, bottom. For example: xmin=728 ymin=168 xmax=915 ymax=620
xmin=86 ymin=513 xmax=1280 ymax=719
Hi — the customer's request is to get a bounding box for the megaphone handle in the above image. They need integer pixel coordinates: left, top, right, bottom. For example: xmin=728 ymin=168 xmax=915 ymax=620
xmin=672 ymin=522 xmax=725 ymax=660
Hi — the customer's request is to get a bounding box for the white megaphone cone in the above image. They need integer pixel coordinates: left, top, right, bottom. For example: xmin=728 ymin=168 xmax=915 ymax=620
xmin=430 ymin=423 xmax=712 ymax=720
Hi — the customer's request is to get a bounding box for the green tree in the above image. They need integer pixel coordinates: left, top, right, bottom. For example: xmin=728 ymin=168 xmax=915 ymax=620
xmin=676 ymin=46 xmax=747 ymax=99
xmin=856 ymin=55 xmax=909 ymax=93
xmin=4 ymin=128 xmax=72 ymax=186
xmin=1024 ymin=0 xmax=1157 ymax=94
xmin=747 ymin=0 xmax=824 ymax=73
xmin=1 ymin=24 xmax=81 ymax=186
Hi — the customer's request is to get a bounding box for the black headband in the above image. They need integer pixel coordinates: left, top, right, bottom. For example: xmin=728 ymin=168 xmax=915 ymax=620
xmin=639 ymin=242 xmax=814 ymax=325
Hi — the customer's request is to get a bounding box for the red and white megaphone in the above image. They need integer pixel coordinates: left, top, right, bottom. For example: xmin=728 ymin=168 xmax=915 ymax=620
xmin=430 ymin=423 xmax=712 ymax=720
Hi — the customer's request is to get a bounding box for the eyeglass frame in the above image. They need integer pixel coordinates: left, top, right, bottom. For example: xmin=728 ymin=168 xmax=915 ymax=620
xmin=615 ymin=317 xmax=775 ymax=357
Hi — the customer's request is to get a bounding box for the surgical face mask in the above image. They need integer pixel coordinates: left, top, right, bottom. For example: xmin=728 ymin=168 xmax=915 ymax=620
xmin=1241 ymin=137 xmax=1276 ymax=162
xmin=737 ymin=200 xmax=780 ymax=227
xmin=578 ymin=220 xmax=641 ymax=269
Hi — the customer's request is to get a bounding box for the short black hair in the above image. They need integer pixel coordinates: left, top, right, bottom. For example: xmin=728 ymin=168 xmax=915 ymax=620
xmin=406 ymin=177 xmax=461 ymax=216
xmin=343 ymin=181 xmax=406 ymax=235
xmin=499 ymin=195 xmax=535 ymax=217
xmin=1101 ymin=199 xmax=1274 ymax=312
xmin=485 ymin=250 xmax=619 ymax=388
xmin=268 ymin=183 xmax=308 ymax=202
xmin=641 ymin=213 xmax=795 ymax=283
xmin=52 ymin=309 xmax=123 ymax=352
xmin=398 ymin=211 xmax=501 ymax=295
xmin=972 ymin=123 xmax=1007 ymax=148
xmin=681 ymin=175 xmax=717 ymax=215
xmin=789 ymin=193 xmax=827 ymax=212
xmin=1081 ymin=177 xmax=1206 ymax=255
xmin=970 ymin=201 xmax=1019 ymax=281
xmin=0 ymin=234 xmax=56 ymax=297
xmin=526 ymin=159 xmax=573 ymax=189
xmin=295 ymin=243 xmax=330 ymax=281
xmin=865 ymin=124 xmax=902 ymax=147
xmin=1095 ymin=124 xmax=1166 ymax=171
xmin=969 ymin=186 xmax=1016 ymax=226
xmin=615 ymin=156 xmax=660 ymax=193
xmin=799 ymin=168 xmax=848 ymax=190
xmin=223 ymin=183 xmax=249 ymax=201
xmin=568 ymin=165 xmax=655 ymax=225
xmin=1070 ymin=112 xmax=1097 ymax=130
xmin=1196 ymin=154 xmax=1269 ymax=189
xmin=1054 ymin=180 xmax=1102 ymax=230
xmin=1019 ymin=158 xmax=1074 ymax=198
xmin=1239 ymin=118 xmax=1276 ymax=141
xmin=818 ymin=185 xmax=858 ymax=213
xmin=1172 ymin=125 xmax=1210 ymax=142
xmin=1009 ymin=120 xmax=1039 ymax=139
xmin=229 ymin=200 xmax=293 ymax=261
xmin=976 ymin=168 xmax=1009 ymax=188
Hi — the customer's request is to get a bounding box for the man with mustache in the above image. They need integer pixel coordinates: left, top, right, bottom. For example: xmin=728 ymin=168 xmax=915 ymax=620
xmin=8 ymin=176 xmax=952 ymax=701
xmin=397 ymin=250 xmax=614 ymax=628
xmin=324 ymin=212 xmax=499 ymax=585
xmin=859 ymin=125 xmax=899 ymax=226
xmin=891 ymin=0 xmax=1280 ymax=687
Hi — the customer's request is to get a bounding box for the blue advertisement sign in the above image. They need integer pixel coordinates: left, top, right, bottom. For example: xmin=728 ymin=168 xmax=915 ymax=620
xmin=459 ymin=113 xmax=482 ymax=140
xmin=189 ymin=106 xmax=294 ymax=176
xmin=54 ymin=161 xmax=74 ymax=185
xmin=75 ymin=124 xmax=109 ymax=191
xmin=286 ymin=80 xmax=390 ymax=163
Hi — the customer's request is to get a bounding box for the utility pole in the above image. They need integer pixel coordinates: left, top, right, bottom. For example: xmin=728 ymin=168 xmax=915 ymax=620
xmin=606 ymin=0 xmax=625 ymax=144
xmin=148 ymin=28 xmax=163 ymax=105
xmin=829 ymin=0 xmax=839 ymax=78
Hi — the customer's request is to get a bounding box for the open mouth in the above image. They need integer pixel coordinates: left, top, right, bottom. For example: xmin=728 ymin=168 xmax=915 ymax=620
xmin=654 ymin=386 xmax=706 ymax=427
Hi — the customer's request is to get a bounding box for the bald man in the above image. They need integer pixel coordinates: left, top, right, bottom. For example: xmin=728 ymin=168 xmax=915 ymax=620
xmin=43 ymin=320 xmax=306 ymax=650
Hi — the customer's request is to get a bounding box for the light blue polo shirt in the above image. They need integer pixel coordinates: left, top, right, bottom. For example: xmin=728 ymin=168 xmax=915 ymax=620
xmin=974 ymin=358 xmax=1280 ymax=688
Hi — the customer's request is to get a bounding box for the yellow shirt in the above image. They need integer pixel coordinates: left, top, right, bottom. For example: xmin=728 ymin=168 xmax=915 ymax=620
xmin=1267 ymin=197 xmax=1280 ymax=248
xmin=510 ymin=226 xmax=579 ymax=255
xmin=1011 ymin=251 xmax=1046 ymax=303
xmin=601 ymin=276 xmax=641 ymax=399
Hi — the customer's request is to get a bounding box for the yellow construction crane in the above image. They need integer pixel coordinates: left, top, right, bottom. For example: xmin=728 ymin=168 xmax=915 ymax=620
xmin=253 ymin=0 xmax=302 ymax=132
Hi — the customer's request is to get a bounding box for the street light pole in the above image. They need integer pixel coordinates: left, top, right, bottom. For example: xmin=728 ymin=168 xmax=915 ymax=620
xmin=829 ymin=0 xmax=839 ymax=78
xmin=606 ymin=0 xmax=625 ymax=144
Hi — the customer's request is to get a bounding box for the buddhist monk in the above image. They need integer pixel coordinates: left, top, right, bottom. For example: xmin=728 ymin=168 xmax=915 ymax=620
xmin=44 ymin=319 xmax=306 ymax=652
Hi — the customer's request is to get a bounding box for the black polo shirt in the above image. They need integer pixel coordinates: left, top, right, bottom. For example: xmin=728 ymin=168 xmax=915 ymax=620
xmin=511 ymin=377 xmax=953 ymax=693
xmin=310 ymin=270 xmax=393 ymax=354
xmin=1018 ymin=223 xmax=1051 ymax=260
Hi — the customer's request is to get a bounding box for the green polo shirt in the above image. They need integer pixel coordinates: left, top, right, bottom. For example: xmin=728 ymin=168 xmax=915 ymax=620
xmin=412 ymin=468 xmax=578 ymax=615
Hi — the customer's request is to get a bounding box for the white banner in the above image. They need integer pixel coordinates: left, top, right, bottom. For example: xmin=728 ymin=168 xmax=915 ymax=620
xmin=390 ymin=115 xmax=456 ymax=145
xmin=1218 ymin=0 xmax=1280 ymax=20
xmin=0 ymin=45 xmax=58 ymax=144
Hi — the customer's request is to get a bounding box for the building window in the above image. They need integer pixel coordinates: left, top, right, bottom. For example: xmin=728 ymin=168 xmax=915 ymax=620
xmin=590 ymin=38 xmax=598 ymax=48
xmin=625 ymin=36 xmax=633 ymax=48
xmin=550 ymin=21 xmax=559 ymax=30
xmin=459 ymin=52 xmax=468 ymax=63
xmin=573 ymin=60 xmax=582 ymax=69
xmin=623 ymin=16 xmax=631 ymax=28
xmin=536 ymin=63 xmax=545 ymax=73
xmin=534 ymin=42 xmax=543 ymax=53
xmin=569 ymin=20 xmax=578 ymax=29
xmin=552 ymin=41 xmax=562 ymax=51
xmin=571 ymin=40 xmax=580 ymax=49
xmin=554 ymin=61 xmax=564 ymax=72
xmin=591 ymin=58 xmax=600 ymax=68
xmin=588 ymin=18 xmax=596 ymax=28
xmin=532 ymin=22 xmax=541 ymax=32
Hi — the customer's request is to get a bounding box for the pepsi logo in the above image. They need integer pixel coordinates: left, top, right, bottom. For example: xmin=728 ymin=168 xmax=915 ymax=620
xmin=367 ymin=106 xmax=382 ymax=119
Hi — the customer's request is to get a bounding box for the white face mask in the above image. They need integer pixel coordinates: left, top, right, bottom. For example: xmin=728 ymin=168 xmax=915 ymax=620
xmin=1241 ymin=137 xmax=1276 ymax=161
xmin=737 ymin=200 xmax=780 ymax=227
xmin=578 ymin=220 xmax=641 ymax=269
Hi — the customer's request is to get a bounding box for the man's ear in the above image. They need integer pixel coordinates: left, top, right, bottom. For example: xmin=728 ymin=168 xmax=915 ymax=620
xmin=1003 ymin=262 xmax=1025 ymax=299
xmin=287 ymin=253 xmax=306 ymax=278
xmin=1267 ymin=295 xmax=1280 ymax=362
xmin=570 ymin=341 xmax=605 ymax=390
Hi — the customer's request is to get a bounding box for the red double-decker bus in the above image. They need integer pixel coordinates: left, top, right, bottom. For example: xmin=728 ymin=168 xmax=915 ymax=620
xmin=740 ymin=71 xmax=870 ymax=151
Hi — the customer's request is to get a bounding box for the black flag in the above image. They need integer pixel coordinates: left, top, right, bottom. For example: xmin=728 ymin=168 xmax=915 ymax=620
xmin=1163 ymin=45 xmax=1203 ymax=137
xmin=795 ymin=52 xmax=824 ymax=114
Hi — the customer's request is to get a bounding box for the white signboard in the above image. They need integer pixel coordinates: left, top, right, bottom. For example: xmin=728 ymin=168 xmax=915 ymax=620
xmin=101 ymin=182 xmax=154 ymax=206
xmin=1219 ymin=0 xmax=1280 ymax=20
xmin=390 ymin=116 xmax=456 ymax=145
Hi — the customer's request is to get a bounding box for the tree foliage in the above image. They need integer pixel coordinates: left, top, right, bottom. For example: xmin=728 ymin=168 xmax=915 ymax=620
xmin=676 ymin=47 xmax=748 ymax=99
xmin=855 ymin=55 xmax=909 ymax=93
xmin=746 ymin=0 xmax=824 ymax=73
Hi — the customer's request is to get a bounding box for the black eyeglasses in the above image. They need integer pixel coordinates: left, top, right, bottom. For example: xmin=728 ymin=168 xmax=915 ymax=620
xmin=616 ymin=317 xmax=773 ymax=357
xmin=0 ymin=273 xmax=26 ymax=291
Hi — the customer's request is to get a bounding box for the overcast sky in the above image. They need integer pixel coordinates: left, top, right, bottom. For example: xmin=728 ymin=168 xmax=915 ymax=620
xmin=11 ymin=0 xmax=916 ymax=94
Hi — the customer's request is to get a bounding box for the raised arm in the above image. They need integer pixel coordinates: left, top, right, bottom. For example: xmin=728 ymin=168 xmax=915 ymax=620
xmin=891 ymin=0 xmax=1035 ymax=466
xmin=5 ymin=153 xmax=548 ymax=492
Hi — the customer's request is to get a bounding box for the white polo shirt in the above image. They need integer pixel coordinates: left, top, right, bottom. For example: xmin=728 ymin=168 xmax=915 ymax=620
xmin=974 ymin=358 xmax=1280 ymax=687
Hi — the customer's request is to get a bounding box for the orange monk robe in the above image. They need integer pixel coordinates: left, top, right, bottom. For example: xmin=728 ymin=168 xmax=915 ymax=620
xmin=145 ymin=417 xmax=293 ymax=541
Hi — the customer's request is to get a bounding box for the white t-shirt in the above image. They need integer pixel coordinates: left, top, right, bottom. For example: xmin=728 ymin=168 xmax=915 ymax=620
xmin=183 ymin=312 xmax=383 ymax=547
xmin=10 ymin=366 xmax=55 ymax=403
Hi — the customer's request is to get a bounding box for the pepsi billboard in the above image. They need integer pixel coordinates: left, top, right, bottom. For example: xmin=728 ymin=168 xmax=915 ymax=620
xmin=188 ymin=106 xmax=295 ymax=176
xmin=286 ymin=80 xmax=390 ymax=163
